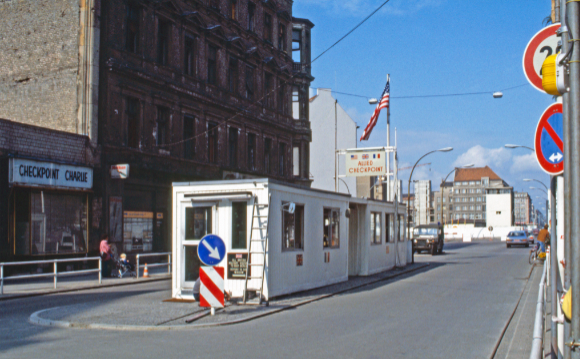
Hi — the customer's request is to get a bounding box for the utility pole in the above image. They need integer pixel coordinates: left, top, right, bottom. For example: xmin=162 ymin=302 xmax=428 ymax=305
xmin=568 ymin=0 xmax=580 ymax=355
xmin=386 ymin=74 xmax=391 ymax=201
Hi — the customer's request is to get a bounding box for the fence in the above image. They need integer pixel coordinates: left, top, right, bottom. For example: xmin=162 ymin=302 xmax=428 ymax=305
xmin=135 ymin=252 xmax=171 ymax=279
xmin=529 ymin=260 xmax=547 ymax=359
xmin=0 ymin=257 xmax=101 ymax=295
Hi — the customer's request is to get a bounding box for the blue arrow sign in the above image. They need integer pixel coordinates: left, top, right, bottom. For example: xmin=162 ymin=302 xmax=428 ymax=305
xmin=535 ymin=103 xmax=564 ymax=175
xmin=197 ymin=234 xmax=226 ymax=266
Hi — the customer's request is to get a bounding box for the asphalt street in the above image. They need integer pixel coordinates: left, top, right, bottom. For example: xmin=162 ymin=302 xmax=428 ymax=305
xmin=0 ymin=241 xmax=538 ymax=359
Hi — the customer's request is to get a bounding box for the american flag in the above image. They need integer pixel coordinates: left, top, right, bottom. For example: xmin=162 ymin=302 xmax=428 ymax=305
xmin=360 ymin=79 xmax=389 ymax=141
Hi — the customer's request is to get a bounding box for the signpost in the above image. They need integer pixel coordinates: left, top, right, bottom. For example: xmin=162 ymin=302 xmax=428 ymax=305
xmin=535 ymin=103 xmax=564 ymax=175
xmin=197 ymin=234 xmax=226 ymax=266
xmin=522 ymin=24 xmax=560 ymax=93
xmin=345 ymin=150 xmax=386 ymax=177
xmin=199 ymin=266 xmax=225 ymax=309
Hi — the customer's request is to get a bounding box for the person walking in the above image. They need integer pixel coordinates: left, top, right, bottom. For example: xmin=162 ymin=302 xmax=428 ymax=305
xmin=537 ymin=224 xmax=550 ymax=254
xmin=99 ymin=234 xmax=113 ymax=277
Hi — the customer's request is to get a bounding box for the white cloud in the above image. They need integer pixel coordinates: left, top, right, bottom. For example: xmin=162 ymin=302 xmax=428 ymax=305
xmin=510 ymin=153 xmax=540 ymax=173
xmin=452 ymin=145 xmax=512 ymax=169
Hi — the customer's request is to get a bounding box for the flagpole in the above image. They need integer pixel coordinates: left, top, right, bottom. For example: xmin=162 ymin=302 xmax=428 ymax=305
xmin=386 ymin=74 xmax=391 ymax=201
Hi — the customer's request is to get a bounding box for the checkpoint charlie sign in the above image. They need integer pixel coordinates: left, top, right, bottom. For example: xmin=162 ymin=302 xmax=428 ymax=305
xmin=9 ymin=158 xmax=93 ymax=190
xmin=345 ymin=151 xmax=386 ymax=177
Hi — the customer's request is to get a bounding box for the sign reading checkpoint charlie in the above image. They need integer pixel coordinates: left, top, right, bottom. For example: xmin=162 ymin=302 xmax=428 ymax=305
xmin=345 ymin=151 xmax=386 ymax=177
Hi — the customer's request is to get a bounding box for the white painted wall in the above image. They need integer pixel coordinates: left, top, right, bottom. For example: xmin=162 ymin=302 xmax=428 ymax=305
xmin=309 ymin=88 xmax=358 ymax=196
xmin=486 ymin=193 xmax=512 ymax=227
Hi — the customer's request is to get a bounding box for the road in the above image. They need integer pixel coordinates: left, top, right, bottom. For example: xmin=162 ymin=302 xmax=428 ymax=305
xmin=0 ymin=241 xmax=538 ymax=359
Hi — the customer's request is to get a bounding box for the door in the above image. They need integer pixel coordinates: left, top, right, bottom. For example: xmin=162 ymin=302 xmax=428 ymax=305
xmin=348 ymin=205 xmax=359 ymax=276
xmin=179 ymin=201 xmax=216 ymax=290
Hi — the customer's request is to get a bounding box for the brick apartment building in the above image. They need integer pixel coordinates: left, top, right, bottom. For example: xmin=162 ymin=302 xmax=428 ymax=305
xmin=0 ymin=0 xmax=314 ymax=261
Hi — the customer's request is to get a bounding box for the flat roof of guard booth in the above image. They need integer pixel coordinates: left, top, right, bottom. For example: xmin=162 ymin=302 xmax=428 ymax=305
xmin=171 ymin=179 xmax=408 ymax=300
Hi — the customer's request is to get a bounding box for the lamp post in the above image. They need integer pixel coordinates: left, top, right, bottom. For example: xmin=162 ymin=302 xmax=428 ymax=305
xmin=406 ymin=147 xmax=453 ymax=243
xmin=504 ymin=144 xmax=535 ymax=151
xmin=524 ymin=178 xmax=548 ymax=191
xmin=440 ymin=164 xmax=474 ymax=227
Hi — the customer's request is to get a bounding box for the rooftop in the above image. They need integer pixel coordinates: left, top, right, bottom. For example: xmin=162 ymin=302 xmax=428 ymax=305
xmin=454 ymin=166 xmax=501 ymax=182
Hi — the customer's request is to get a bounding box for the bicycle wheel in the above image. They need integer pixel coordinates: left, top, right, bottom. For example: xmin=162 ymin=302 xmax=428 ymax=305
xmin=529 ymin=250 xmax=536 ymax=265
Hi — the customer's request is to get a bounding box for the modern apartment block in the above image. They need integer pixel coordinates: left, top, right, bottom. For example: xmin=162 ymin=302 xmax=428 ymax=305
xmin=431 ymin=182 xmax=453 ymax=224
xmin=514 ymin=192 xmax=532 ymax=225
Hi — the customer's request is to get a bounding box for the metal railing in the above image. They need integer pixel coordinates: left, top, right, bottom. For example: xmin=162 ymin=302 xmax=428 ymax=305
xmin=0 ymin=257 xmax=102 ymax=295
xmin=529 ymin=259 xmax=547 ymax=359
xmin=135 ymin=252 xmax=171 ymax=279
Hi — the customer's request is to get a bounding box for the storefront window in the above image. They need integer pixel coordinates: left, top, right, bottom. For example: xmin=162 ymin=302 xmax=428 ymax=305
xmin=123 ymin=211 xmax=153 ymax=252
xmin=323 ymin=208 xmax=339 ymax=248
xmin=15 ymin=191 xmax=88 ymax=255
xmin=185 ymin=206 xmax=212 ymax=240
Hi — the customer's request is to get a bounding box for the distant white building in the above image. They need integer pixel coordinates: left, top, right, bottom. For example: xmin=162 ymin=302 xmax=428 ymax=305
xmin=414 ymin=180 xmax=431 ymax=225
xmin=486 ymin=189 xmax=513 ymax=228
xmin=309 ymin=88 xmax=357 ymax=196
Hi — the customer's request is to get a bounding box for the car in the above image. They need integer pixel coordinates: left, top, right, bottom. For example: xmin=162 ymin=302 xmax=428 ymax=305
xmin=412 ymin=224 xmax=444 ymax=255
xmin=506 ymin=231 xmax=529 ymax=248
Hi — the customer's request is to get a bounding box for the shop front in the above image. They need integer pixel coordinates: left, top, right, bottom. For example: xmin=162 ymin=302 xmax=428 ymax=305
xmin=7 ymin=158 xmax=93 ymax=259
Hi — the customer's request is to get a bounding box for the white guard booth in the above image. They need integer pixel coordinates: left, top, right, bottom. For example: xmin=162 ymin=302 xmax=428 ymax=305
xmin=172 ymin=179 xmax=408 ymax=301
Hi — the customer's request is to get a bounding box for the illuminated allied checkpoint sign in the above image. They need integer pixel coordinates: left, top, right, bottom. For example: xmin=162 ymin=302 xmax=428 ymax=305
xmin=345 ymin=151 xmax=386 ymax=177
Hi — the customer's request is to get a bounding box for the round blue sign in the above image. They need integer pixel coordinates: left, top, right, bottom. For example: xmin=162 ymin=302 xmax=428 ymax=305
xmin=197 ymin=234 xmax=226 ymax=266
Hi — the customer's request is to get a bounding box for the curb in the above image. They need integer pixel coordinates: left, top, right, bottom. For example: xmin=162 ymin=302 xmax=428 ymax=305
xmin=2 ymin=275 xmax=171 ymax=302
xmin=29 ymin=263 xmax=430 ymax=331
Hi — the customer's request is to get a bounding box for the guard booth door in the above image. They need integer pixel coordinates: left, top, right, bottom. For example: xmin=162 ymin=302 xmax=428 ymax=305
xmin=179 ymin=201 xmax=216 ymax=291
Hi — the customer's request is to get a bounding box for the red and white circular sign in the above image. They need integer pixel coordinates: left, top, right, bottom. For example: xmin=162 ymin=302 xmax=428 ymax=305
xmin=522 ymin=24 xmax=560 ymax=93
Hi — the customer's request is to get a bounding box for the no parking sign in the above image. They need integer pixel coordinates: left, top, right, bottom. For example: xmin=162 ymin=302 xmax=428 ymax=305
xmin=535 ymin=103 xmax=563 ymax=175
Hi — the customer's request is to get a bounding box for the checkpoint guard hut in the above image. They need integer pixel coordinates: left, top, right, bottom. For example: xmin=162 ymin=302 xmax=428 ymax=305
xmin=172 ymin=179 xmax=408 ymax=301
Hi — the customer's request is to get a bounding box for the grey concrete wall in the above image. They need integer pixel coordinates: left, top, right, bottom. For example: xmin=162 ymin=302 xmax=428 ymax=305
xmin=0 ymin=0 xmax=81 ymax=133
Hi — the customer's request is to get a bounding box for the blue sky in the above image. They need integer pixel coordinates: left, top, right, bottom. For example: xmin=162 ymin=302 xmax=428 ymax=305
xmin=294 ymin=0 xmax=554 ymax=214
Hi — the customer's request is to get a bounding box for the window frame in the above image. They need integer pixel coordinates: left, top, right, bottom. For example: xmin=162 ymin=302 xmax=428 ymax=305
xmin=156 ymin=106 xmax=170 ymax=146
xmin=371 ymin=212 xmax=381 ymax=245
xmin=264 ymin=12 xmax=273 ymax=43
xmin=231 ymin=201 xmax=247 ymax=250
xmin=247 ymin=132 xmax=256 ymax=171
xmin=227 ymin=56 xmax=238 ymax=93
xmin=323 ymin=207 xmax=340 ymax=249
xmin=126 ymin=97 xmax=140 ymax=149
xmin=184 ymin=34 xmax=196 ymax=77
xmin=207 ymin=45 xmax=218 ymax=85
xmin=282 ymin=202 xmax=304 ymax=251
xmin=125 ymin=3 xmax=140 ymax=53
xmin=207 ymin=122 xmax=218 ymax=164
xmin=157 ymin=19 xmax=171 ymax=65
xmin=183 ymin=115 xmax=195 ymax=159
xmin=228 ymin=127 xmax=238 ymax=168
xmin=248 ymin=2 xmax=255 ymax=32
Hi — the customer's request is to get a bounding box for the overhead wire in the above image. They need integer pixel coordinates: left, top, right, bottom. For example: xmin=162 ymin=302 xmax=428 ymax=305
xmin=157 ymin=0 xmax=393 ymax=149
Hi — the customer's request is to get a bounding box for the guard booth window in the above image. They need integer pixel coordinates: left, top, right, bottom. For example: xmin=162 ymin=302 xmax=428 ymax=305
xmin=384 ymin=213 xmax=390 ymax=242
xmin=371 ymin=212 xmax=381 ymax=244
xmin=231 ymin=202 xmax=247 ymax=249
xmin=185 ymin=207 xmax=212 ymax=240
xmin=282 ymin=203 xmax=304 ymax=251
xmin=398 ymin=215 xmax=405 ymax=241
xmin=388 ymin=214 xmax=394 ymax=242
xmin=323 ymin=208 xmax=339 ymax=248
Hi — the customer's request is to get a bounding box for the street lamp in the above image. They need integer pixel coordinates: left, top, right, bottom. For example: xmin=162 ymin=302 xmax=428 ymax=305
xmin=504 ymin=144 xmax=535 ymax=151
xmin=406 ymin=147 xmax=453 ymax=242
xmin=440 ymin=164 xmax=474 ymax=226
xmin=524 ymin=178 xmax=548 ymax=191
xmin=530 ymin=186 xmax=548 ymax=195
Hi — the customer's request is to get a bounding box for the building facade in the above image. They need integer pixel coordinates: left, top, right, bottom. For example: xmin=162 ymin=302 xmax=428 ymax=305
xmin=432 ymin=181 xmax=453 ymax=224
xmin=414 ymin=180 xmax=431 ymax=226
xmin=514 ymin=192 xmax=532 ymax=225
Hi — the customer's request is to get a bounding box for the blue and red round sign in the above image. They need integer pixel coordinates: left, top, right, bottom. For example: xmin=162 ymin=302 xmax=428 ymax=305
xmin=534 ymin=103 xmax=563 ymax=175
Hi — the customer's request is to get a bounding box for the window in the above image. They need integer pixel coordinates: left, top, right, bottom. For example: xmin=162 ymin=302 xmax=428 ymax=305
xmin=292 ymin=85 xmax=300 ymax=120
xmin=282 ymin=203 xmax=304 ymax=250
xmin=470 ymin=197 xmax=474 ymax=202
xmin=389 ymin=214 xmax=394 ymax=242
xmin=231 ymin=202 xmax=247 ymax=249
xmin=228 ymin=127 xmax=238 ymax=168
xmin=278 ymin=24 xmax=286 ymax=51
xmin=126 ymin=3 xmax=140 ymax=53
xmin=228 ymin=57 xmax=238 ymax=93
xmin=462 ymin=181 xmax=468 ymax=185
xmin=455 ymin=206 xmax=460 ymax=211
xmin=279 ymin=143 xmax=286 ymax=176
xmin=437 ymin=205 xmax=440 ymax=211
xmin=469 ymin=181 xmax=475 ymax=185
xmin=264 ymin=73 xmax=273 ymax=108
xmin=264 ymin=138 xmax=272 ymax=173
xmin=278 ymin=82 xmax=286 ymax=113
xmin=247 ymin=133 xmax=256 ymax=171
xmin=469 ymin=205 xmax=474 ymax=210
xmin=248 ymin=2 xmax=255 ymax=31
xmin=208 ymin=45 xmax=217 ymax=85
xmin=454 ymin=189 xmax=459 ymax=194
xmin=462 ymin=198 xmax=467 ymax=202
xmin=496 ymin=211 xmax=501 ymax=215
xmin=157 ymin=20 xmax=170 ymax=65
xmin=156 ymin=106 xmax=169 ymax=146
xmin=437 ymin=197 xmax=440 ymax=203
xmin=461 ymin=189 xmax=466 ymax=194
xmin=323 ymin=208 xmax=340 ymax=248
xmin=264 ymin=13 xmax=273 ymax=42
xmin=293 ymin=146 xmax=300 ymax=176
xmin=399 ymin=215 xmax=405 ymax=241
xmin=185 ymin=207 xmax=212 ymax=240
xmin=126 ymin=97 xmax=140 ymax=148
xmin=183 ymin=115 xmax=195 ymax=159
xmin=245 ymin=66 xmax=254 ymax=100
xmin=443 ymin=198 xmax=446 ymax=203
xmin=210 ymin=0 xmax=220 ymax=11
xmin=292 ymin=29 xmax=301 ymax=63
xmin=184 ymin=35 xmax=196 ymax=76
xmin=463 ymin=206 xmax=467 ymax=211
xmin=371 ymin=212 xmax=381 ymax=244
xmin=230 ymin=0 xmax=237 ymax=20
xmin=476 ymin=205 xmax=481 ymax=210
xmin=384 ymin=214 xmax=391 ymax=242
xmin=208 ymin=122 xmax=218 ymax=163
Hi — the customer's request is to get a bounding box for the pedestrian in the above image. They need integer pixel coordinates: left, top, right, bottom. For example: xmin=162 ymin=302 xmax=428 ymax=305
xmin=99 ymin=234 xmax=113 ymax=277
xmin=536 ymin=224 xmax=550 ymax=254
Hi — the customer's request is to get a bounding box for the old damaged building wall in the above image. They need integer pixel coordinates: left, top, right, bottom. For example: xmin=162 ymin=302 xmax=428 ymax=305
xmin=0 ymin=0 xmax=81 ymax=134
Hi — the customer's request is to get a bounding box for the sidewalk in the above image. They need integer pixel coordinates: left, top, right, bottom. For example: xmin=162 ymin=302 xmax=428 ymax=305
xmin=28 ymin=262 xmax=428 ymax=330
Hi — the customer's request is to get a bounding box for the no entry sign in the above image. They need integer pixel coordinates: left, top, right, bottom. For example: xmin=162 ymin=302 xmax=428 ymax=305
xmin=535 ymin=103 xmax=563 ymax=175
xmin=522 ymin=24 xmax=560 ymax=93
xmin=199 ymin=266 xmax=225 ymax=308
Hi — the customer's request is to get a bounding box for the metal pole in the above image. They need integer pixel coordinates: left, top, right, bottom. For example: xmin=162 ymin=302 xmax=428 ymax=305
xmin=98 ymin=258 xmax=102 ymax=284
xmin=561 ymin=1 xmax=572 ymax=357
xmin=386 ymin=74 xmax=391 ymax=201
xmin=568 ymin=0 xmax=580 ymax=354
xmin=551 ymin=176 xmax=559 ymax=359
xmin=53 ymin=261 xmax=57 ymax=289
xmin=168 ymin=254 xmax=171 ymax=274
xmin=136 ymin=255 xmax=140 ymax=279
xmin=1 ymin=265 xmax=3 ymax=295
xmin=334 ymin=100 xmax=341 ymax=192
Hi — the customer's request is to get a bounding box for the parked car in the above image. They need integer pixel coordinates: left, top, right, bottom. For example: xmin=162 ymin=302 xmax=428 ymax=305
xmin=506 ymin=231 xmax=529 ymax=248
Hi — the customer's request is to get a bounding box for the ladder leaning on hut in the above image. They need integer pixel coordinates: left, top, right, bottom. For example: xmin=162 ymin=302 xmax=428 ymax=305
xmin=242 ymin=193 xmax=270 ymax=305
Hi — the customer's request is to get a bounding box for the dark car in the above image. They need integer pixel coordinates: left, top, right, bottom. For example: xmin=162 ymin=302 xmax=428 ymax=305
xmin=413 ymin=224 xmax=444 ymax=255
xmin=506 ymin=231 xmax=529 ymax=248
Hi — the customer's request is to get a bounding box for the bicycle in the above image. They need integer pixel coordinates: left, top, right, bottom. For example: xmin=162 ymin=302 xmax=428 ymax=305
xmin=529 ymin=243 xmax=540 ymax=265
